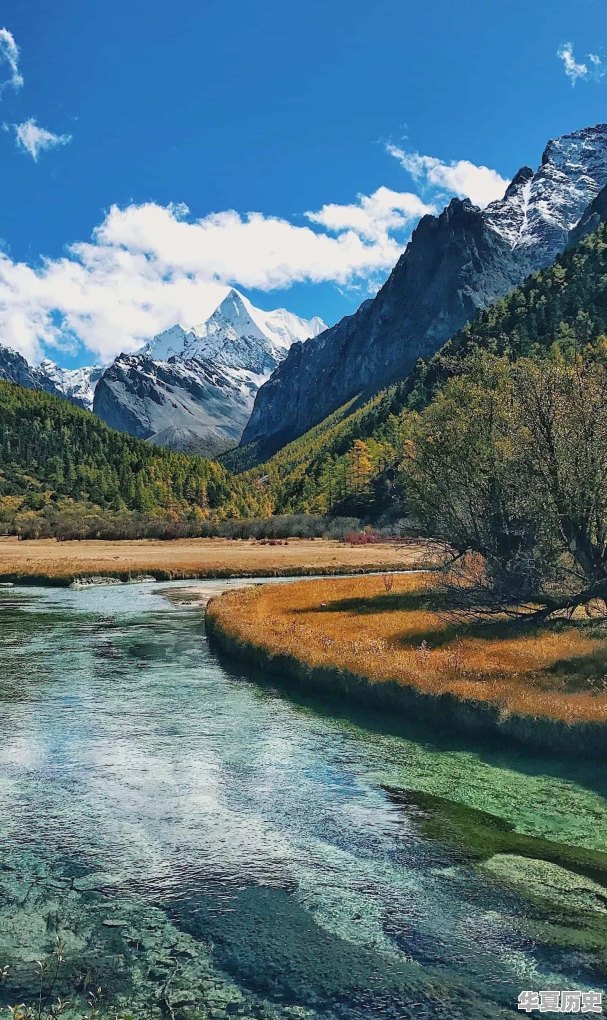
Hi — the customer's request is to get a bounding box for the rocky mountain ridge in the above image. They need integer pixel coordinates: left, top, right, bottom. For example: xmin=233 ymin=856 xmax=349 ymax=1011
xmin=92 ymin=353 xmax=260 ymax=457
xmin=485 ymin=123 xmax=607 ymax=266
xmin=241 ymin=123 xmax=607 ymax=462
xmin=92 ymin=290 xmax=325 ymax=453
xmin=38 ymin=361 xmax=104 ymax=410
xmin=0 ymin=347 xmax=68 ymax=400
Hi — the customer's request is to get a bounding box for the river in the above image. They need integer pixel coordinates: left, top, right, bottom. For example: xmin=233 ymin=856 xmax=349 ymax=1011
xmin=0 ymin=579 xmax=606 ymax=1019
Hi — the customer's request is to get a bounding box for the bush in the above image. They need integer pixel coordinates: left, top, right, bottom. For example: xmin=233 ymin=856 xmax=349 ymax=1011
xmin=343 ymin=529 xmax=384 ymax=545
xmin=0 ymin=504 xmax=364 ymax=543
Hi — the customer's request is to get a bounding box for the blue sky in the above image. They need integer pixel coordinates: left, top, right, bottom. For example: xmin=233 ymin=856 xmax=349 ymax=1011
xmin=1 ymin=0 xmax=606 ymax=367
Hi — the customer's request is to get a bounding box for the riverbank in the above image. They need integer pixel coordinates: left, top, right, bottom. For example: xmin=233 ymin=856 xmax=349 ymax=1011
xmin=0 ymin=536 xmax=437 ymax=586
xmin=205 ymin=572 xmax=607 ymax=757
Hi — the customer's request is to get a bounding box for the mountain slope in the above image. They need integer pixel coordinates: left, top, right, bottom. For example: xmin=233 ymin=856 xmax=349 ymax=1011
xmin=241 ymin=123 xmax=607 ymax=462
xmin=94 ymin=289 xmax=325 ymax=453
xmin=229 ymin=206 xmax=607 ymax=517
xmin=93 ymin=353 xmax=258 ymax=456
xmin=0 ymin=381 xmax=263 ymax=535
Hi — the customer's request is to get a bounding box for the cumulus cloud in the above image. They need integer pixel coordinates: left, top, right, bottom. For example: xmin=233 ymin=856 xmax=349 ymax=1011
xmin=386 ymin=145 xmax=508 ymax=208
xmin=14 ymin=118 xmax=72 ymax=160
xmin=0 ymin=188 xmax=432 ymax=363
xmin=306 ymin=186 xmax=434 ymax=241
xmin=0 ymin=28 xmax=22 ymax=95
xmin=557 ymin=42 xmax=605 ymax=85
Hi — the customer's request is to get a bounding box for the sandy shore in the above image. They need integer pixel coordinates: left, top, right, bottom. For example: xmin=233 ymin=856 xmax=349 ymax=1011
xmin=0 ymin=536 xmax=436 ymax=585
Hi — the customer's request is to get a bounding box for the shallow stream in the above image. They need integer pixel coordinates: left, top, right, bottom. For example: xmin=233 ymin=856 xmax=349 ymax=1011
xmin=0 ymin=580 xmax=605 ymax=1019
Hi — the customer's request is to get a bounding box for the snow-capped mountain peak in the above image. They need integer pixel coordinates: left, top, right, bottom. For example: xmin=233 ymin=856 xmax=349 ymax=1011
xmin=139 ymin=324 xmax=192 ymax=363
xmin=484 ymin=123 xmax=607 ymax=268
xmin=93 ymin=289 xmax=328 ymax=453
xmin=37 ymin=360 xmax=104 ymax=410
xmin=142 ymin=288 xmax=327 ymax=375
xmin=191 ymin=289 xmax=268 ymax=344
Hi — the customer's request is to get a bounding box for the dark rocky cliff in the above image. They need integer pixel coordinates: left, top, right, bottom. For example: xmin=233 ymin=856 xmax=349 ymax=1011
xmin=241 ymin=199 xmax=529 ymax=459
xmin=569 ymin=183 xmax=607 ymax=246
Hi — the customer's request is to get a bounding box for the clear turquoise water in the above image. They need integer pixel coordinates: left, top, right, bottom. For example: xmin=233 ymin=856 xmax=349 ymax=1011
xmin=0 ymin=580 xmax=606 ymax=1020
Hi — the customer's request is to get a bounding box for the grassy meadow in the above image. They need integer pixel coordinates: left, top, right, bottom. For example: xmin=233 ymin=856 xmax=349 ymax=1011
xmin=0 ymin=536 xmax=436 ymax=585
xmin=206 ymin=572 xmax=607 ymax=725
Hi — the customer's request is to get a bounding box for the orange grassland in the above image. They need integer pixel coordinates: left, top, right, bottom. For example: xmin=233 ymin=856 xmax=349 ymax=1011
xmin=206 ymin=572 xmax=607 ymax=724
xmin=0 ymin=536 xmax=437 ymax=584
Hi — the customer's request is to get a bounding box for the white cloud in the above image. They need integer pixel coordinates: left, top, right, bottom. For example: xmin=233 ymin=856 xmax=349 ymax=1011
xmin=0 ymin=28 xmax=22 ymax=95
xmin=0 ymin=188 xmax=432 ymax=363
xmin=557 ymin=42 xmax=604 ymax=85
xmin=588 ymin=52 xmax=605 ymax=79
xmin=306 ymin=186 xmax=434 ymax=241
xmin=386 ymin=144 xmax=508 ymax=208
xmin=14 ymin=118 xmax=72 ymax=160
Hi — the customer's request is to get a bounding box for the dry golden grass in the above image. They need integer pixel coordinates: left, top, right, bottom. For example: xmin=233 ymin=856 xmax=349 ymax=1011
xmin=0 ymin=536 xmax=435 ymax=583
xmin=207 ymin=572 xmax=607 ymax=724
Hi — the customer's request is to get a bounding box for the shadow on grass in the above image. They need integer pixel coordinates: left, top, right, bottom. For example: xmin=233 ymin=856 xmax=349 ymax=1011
xmin=293 ymin=588 xmax=444 ymax=617
xmin=293 ymin=587 xmax=607 ymax=661
xmin=546 ymin=648 xmax=607 ymax=691
xmin=293 ymin=587 xmax=541 ymax=647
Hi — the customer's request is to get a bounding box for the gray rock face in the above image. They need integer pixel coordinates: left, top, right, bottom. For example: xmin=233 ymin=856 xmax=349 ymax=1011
xmin=0 ymin=346 xmax=68 ymax=400
xmin=241 ymin=199 xmax=529 ymax=458
xmin=241 ymin=123 xmax=607 ymax=461
xmin=93 ymin=354 xmax=258 ymax=457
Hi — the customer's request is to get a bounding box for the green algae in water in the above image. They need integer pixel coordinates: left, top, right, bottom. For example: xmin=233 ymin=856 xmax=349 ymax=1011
xmin=481 ymin=855 xmax=607 ymax=967
xmin=279 ymin=688 xmax=607 ymax=852
xmin=385 ymin=788 xmax=607 ymax=976
xmin=385 ymin=788 xmax=607 ymax=886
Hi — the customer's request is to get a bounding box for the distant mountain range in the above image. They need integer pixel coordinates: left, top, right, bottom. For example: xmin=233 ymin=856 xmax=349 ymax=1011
xmin=0 ymin=347 xmax=72 ymax=400
xmin=241 ymin=123 xmax=607 ymax=461
xmin=0 ymin=290 xmax=325 ymax=456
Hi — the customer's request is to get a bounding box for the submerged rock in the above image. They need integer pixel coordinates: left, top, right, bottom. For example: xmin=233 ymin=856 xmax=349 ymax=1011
xmin=70 ymin=575 xmax=123 ymax=588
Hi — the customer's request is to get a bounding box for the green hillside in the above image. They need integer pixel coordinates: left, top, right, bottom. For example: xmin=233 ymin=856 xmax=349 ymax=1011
xmin=231 ymin=222 xmax=607 ymax=517
xmin=0 ymin=382 xmax=267 ymax=538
